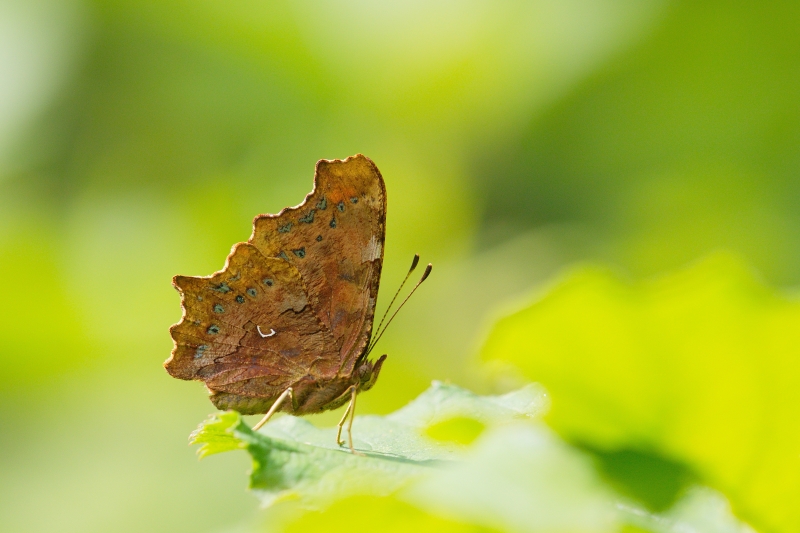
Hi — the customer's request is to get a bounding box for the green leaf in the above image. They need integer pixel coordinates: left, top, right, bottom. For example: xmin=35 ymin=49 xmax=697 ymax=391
xmin=406 ymin=422 xmax=620 ymax=533
xmin=481 ymin=253 xmax=800 ymax=533
xmin=191 ymin=381 xmax=754 ymax=533
xmin=283 ymin=494 xmax=505 ymax=533
xmin=190 ymin=382 xmax=548 ymax=507
xmin=189 ymin=411 xmax=247 ymax=459
xmin=425 ymin=417 xmax=487 ymax=445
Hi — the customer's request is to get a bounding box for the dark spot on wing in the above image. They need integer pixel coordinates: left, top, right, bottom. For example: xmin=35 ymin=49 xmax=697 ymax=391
xmin=337 ymin=201 xmax=345 ymax=212
xmin=246 ymin=288 xmax=257 ymax=297
xmin=211 ymin=282 xmax=231 ymax=293
xmin=317 ymin=196 xmax=327 ymax=210
xmin=299 ymin=210 xmax=315 ymax=223
xmin=330 ymin=216 xmax=337 ymax=228
xmin=350 ymin=197 xmax=358 ymax=204
xmin=235 ymin=295 xmax=245 ymax=303
xmin=207 ymin=325 xmax=220 ymax=335
xmin=278 ymin=222 xmax=292 ymax=233
xmin=263 ymin=278 xmax=274 ymax=286
xmin=293 ymin=247 xmax=306 ymax=258
xmin=316 ymin=235 xmax=322 ymax=242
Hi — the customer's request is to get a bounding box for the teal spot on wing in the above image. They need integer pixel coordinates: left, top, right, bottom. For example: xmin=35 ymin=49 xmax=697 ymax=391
xmin=278 ymin=222 xmax=292 ymax=233
xmin=207 ymin=325 xmax=220 ymax=335
xmin=337 ymin=201 xmax=345 ymax=212
xmin=246 ymin=288 xmax=257 ymax=297
xmin=278 ymin=251 xmax=290 ymax=261
xmin=293 ymin=247 xmax=306 ymax=258
xmin=213 ymin=304 xmax=225 ymax=313
xmin=235 ymin=295 xmax=245 ymax=303
xmin=299 ymin=210 xmax=315 ymax=223
xmin=316 ymin=197 xmax=327 ymax=210
xmin=330 ymin=217 xmax=337 ymax=228
xmin=350 ymin=196 xmax=358 ymax=204
xmin=263 ymin=278 xmax=274 ymax=286
xmin=194 ymin=345 xmax=208 ymax=359
xmin=211 ymin=282 xmax=231 ymax=293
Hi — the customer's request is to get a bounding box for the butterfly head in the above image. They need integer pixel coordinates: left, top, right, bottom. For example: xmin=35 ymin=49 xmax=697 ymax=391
xmin=357 ymin=354 xmax=387 ymax=392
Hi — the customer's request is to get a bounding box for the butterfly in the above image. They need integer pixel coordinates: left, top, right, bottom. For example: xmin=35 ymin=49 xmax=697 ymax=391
xmin=165 ymin=154 xmax=431 ymax=453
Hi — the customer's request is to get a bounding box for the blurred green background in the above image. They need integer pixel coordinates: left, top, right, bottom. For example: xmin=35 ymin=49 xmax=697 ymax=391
xmin=1 ymin=1 xmax=798 ymax=532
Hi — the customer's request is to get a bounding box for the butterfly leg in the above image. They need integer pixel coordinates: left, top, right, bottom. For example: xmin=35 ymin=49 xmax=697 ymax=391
xmin=252 ymin=387 xmax=293 ymax=431
xmin=336 ymin=385 xmax=362 ymax=454
xmin=345 ymin=386 xmax=361 ymax=455
xmin=335 ymin=387 xmax=355 ymax=446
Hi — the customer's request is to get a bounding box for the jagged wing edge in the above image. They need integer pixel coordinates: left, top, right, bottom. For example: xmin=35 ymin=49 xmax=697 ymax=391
xmin=163 ymin=242 xmax=308 ymax=379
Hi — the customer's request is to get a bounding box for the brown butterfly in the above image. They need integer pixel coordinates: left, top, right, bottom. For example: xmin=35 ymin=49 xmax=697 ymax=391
xmin=165 ymin=154 xmax=431 ymax=453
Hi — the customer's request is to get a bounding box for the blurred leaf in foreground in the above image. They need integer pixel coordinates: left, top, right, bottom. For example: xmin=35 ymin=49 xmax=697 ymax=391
xmin=482 ymin=252 xmax=800 ymax=533
xmin=191 ymin=381 xmax=752 ymax=533
xmin=191 ymin=382 xmax=547 ymax=508
xmin=283 ymin=494 xmax=502 ymax=533
xmin=406 ymin=422 xmax=619 ymax=533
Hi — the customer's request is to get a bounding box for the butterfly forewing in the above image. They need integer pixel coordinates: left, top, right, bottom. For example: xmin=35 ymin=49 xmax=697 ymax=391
xmin=250 ymin=154 xmax=386 ymax=376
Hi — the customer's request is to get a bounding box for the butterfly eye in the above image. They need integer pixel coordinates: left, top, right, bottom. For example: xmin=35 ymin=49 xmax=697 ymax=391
xmin=357 ymin=364 xmax=371 ymax=383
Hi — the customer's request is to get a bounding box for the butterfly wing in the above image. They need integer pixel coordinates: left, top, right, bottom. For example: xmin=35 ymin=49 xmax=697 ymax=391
xmin=165 ymin=155 xmax=386 ymax=415
xmin=165 ymin=243 xmax=343 ymax=413
xmin=249 ymin=154 xmax=386 ymax=377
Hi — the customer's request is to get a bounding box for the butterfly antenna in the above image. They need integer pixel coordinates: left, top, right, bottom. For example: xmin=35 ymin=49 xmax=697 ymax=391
xmin=368 ymin=254 xmax=419 ymax=352
xmin=366 ymin=262 xmax=432 ymax=356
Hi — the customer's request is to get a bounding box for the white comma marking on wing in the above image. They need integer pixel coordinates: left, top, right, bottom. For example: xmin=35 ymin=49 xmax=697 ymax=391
xmin=257 ymin=325 xmax=276 ymax=338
